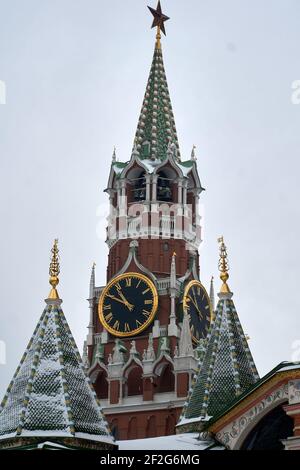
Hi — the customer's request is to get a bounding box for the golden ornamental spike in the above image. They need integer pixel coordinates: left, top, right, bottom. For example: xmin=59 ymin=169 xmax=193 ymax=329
xmin=218 ymin=236 xmax=231 ymax=294
xmin=48 ymin=239 xmax=60 ymax=300
xmin=156 ymin=25 xmax=161 ymax=49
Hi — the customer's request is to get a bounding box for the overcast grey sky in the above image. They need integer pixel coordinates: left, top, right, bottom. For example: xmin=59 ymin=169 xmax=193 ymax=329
xmin=0 ymin=0 xmax=300 ymax=398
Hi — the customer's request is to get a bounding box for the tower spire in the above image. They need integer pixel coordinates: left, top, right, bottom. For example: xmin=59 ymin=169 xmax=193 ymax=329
xmin=48 ymin=239 xmax=60 ymax=300
xmin=218 ymin=236 xmax=231 ymax=294
xmin=135 ymin=3 xmax=179 ymax=161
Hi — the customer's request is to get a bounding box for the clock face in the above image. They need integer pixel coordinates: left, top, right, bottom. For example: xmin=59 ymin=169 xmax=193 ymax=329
xmin=98 ymin=272 xmax=158 ymax=338
xmin=183 ymin=280 xmax=212 ymax=343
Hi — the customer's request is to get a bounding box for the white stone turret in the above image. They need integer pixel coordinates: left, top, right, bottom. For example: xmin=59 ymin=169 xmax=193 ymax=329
xmin=209 ymin=276 xmax=215 ymax=314
xmin=178 ymin=311 xmax=194 ymax=358
xmin=174 ymin=312 xmax=198 ymax=382
xmin=142 ymin=334 xmax=156 ymax=376
xmin=168 ymin=252 xmax=179 ymax=337
xmin=112 ymin=146 xmax=117 ymax=162
xmin=107 ymin=339 xmax=127 ymax=383
xmin=87 ymin=263 xmax=96 ymax=346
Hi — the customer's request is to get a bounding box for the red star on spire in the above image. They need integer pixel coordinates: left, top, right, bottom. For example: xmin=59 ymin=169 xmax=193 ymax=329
xmin=148 ymin=1 xmax=170 ymax=36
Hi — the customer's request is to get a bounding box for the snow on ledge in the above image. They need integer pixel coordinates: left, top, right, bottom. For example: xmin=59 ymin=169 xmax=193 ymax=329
xmin=118 ymin=433 xmax=217 ymax=451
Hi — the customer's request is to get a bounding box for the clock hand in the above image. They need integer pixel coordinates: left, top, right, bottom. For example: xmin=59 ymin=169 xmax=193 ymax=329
xmin=115 ymin=288 xmax=135 ymax=311
xmin=106 ymin=294 xmax=134 ymax=311
xmin=188 ymin=295 xmax=203 ymax=320
xmin=192 ymin=292 xmax=199 ymax=310
xmin=187 ymin=295 xmax=198 ymax=311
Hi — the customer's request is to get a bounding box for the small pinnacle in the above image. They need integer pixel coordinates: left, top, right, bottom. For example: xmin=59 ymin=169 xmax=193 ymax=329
xmin=218 ymin=236 xmax=231 ymax=294
xmin=48 ymin=239 xmax=60 ymax=300
xmin=191 ymin=145 xmax=197 ymax=161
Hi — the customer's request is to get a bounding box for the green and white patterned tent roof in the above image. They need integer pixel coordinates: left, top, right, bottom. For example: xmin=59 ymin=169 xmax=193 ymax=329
xmin=178 ymin=291 xmax=259 ymax=429
xmin=134 ymin=40 xmax=180 ymax=161
xmin=0 ymin=299 xmax=115 ymax=450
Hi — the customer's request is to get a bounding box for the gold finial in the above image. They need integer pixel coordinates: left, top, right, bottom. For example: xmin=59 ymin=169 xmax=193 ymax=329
xmin=48 ymin=239 xmax=60 ymax=300
xmin=156 ymin=25 xmax=161 ymax=49
xmin=218 ymin=236 xmax=231 ymax=294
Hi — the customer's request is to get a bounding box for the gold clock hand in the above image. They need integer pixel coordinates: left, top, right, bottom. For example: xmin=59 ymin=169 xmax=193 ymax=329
xmin=188 ymin=295 xmax=203 ymax=320
xmin=188 ymin=295 xmax=198 ymax=311
xmin=116 ymin=288 xmax=135 ymax=311
xmin=106 ymin=294 xmax=134 ymax=311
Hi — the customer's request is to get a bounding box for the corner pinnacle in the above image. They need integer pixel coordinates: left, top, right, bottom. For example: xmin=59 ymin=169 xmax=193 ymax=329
xmin=48 ymin=239 xmax=60 ymax=300
xmin=218 ymin=236 xmax=231 ymax=294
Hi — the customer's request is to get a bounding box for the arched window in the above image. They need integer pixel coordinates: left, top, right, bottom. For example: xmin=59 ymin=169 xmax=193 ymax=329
xmin=132 ymin=171 xmax=146 ymax=202
xmin=128 ymin=417 xmax=138 ymax=440
xmin=92 ymin=369 xmax=108 ymax=400
xmin=157 ymin=171 xmax=172 ymax=202
xmin=111 ymin=419 xmax=119 ymax=440
xmin=125 ymin=365 xmax=143 ymax=397
xmin=165 ymin=414 xmax=176 ymax=436
xmin=155 ymin=362 xmax=175 ymax=393
xmin=146 ymin=415 xmax=156 ymax=438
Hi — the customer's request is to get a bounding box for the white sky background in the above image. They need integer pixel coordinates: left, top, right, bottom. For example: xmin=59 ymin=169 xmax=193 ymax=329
xmin=0 ymin=0 xmax=300 ymax=397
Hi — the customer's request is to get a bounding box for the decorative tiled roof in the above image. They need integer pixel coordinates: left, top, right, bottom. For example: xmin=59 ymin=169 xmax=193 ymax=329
xmin=134 ymin=41 xmax=180 ymax=161
xmin=178 ymin=291 xmax=259 ymax=428
xmin=0 ymin=300 xmax=115 ymax=449
xmin=178 ymin=239 xmax=259 ymax=431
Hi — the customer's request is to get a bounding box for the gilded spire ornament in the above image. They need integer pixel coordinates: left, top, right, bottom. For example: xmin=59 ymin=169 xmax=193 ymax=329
xmin=218 ymin=236 xmax=231 ymax=294
xmin=48 ymin=239 xmax=60 ymax=300
xmin=148 ymin=1 xmax=170 ymax=49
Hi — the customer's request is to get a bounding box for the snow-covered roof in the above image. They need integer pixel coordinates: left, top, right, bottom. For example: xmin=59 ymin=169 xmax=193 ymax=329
xmin=118 ymin=433 xmax=224 ymax=451
xmin=0 ymin=300 xmax=116 ymax=450
xmin=178 ymin=292 xmax=259 ymax=428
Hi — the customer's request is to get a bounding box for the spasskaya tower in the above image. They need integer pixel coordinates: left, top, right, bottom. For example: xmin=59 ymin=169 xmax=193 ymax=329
xmin=83 ymin=2 xmax=213 ymax=441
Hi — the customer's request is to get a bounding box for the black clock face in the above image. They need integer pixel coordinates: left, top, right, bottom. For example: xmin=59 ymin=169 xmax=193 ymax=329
xmin=183 ymin=281 xmax=212 ymax=343
xmin=98 ymin=273 xmax=158 ymax=337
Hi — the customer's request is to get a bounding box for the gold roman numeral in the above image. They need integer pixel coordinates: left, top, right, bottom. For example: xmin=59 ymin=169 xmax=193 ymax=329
xmin=126 ymin=277 xmax=132 ymax=287
xmin=105 ymin=312 xmax=113 ymax=323
xmin=142 ymin=310 xmax=150 ymax=317
xmin=113 ymin=320 xmax=120 ymax=331
xmin=115 ymin=282 xmax=121 ymax=291
xmin=144 ymin=299 xmax=153 ymax=305
xmin=136 ymin=320 xmax=142 ymax=327
xmin=142 ymin=288 xmax=150 ymax=295
xmin=136 ymin=279 xmax=142 ymax=288
xmin=125 ymin=323 xmax=130 ymax=332
xmin=103 ymin=304 xmax=111 ymax=311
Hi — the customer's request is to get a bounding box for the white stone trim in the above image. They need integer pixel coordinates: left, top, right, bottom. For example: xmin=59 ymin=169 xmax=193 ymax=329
xmin=215 ymin=383 xmax=289 ymax=449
